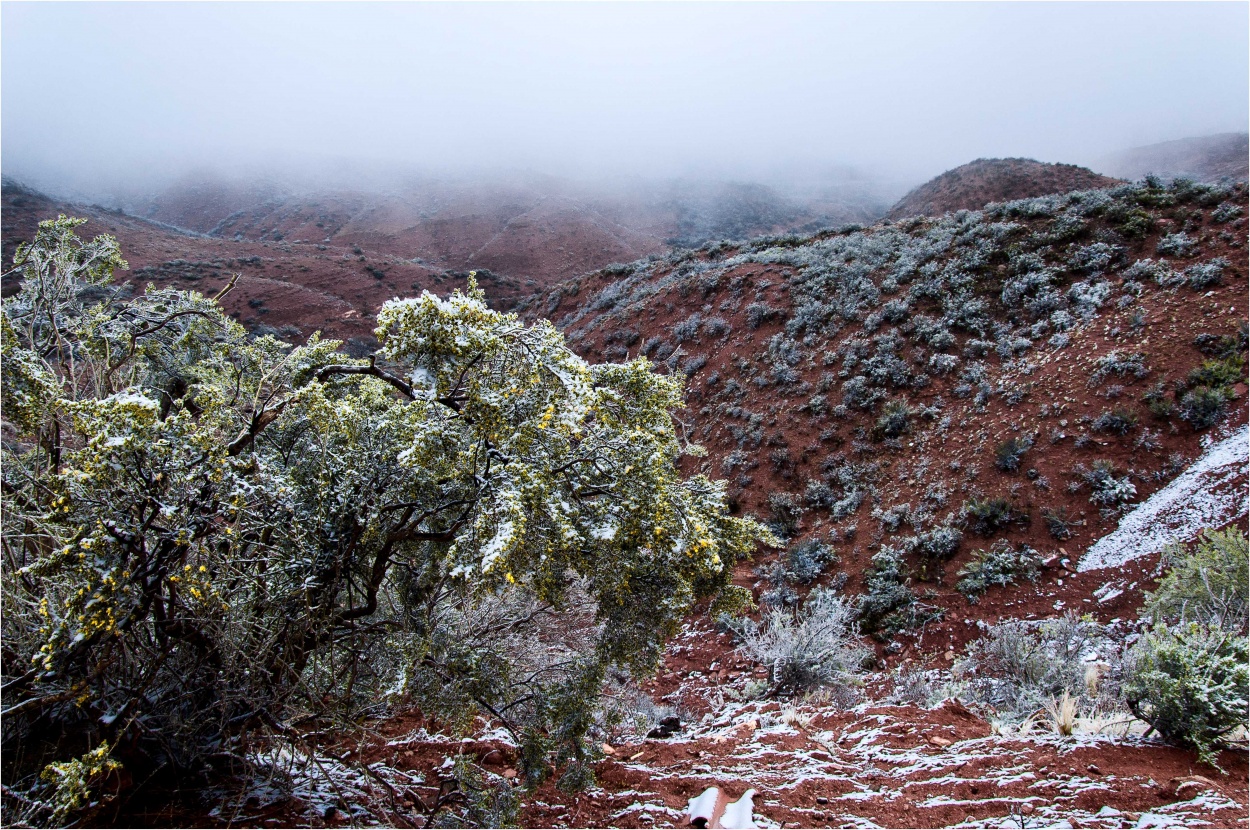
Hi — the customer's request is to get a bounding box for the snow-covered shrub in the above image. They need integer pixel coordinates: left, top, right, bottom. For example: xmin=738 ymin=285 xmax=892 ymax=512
xmin=702 ymin=315 xmax=731 ymax=337
xmin=963 ymin=497 xmax=1019 ymax=536
xmin=1156 ymin=232 xmax=1197 ymax=257
xmin=1080 ymin=460 xmax=1136 ymax=506
xmin=745 ymin=301 xmax=779 ymax=329
xmin=928 ymin=353 xmax=959 ymax=375
xmin=1211 ymin=202 xmax=1243 ymax=223
xmin=994 ymin=435 xmax=1033 ymax=472
xmin=672 ymin=312 xmax=702 ymax=342
xmin=1145 ymin=528 xmax=1248 ymax=633
xmin=1068 ymin=242 xmax=1123 ymax=273
xmin=855 ymin=547 xmax=941 ymax=638
xmin=0 ymin=219 xmax=774 ymax=815
xmin=737 ymin=588 xmax=870 ymax=695
xmin=957 ymin=615 xmax=1119 ymax=720
xmin=1124 ymin=623 xmax=1248 ymax=767
xmin=912 ymin=524 xmax=964 ymax=562
xmin=955 ymin=541 xmax=1042 ymax=603
xmin=1092 ymin=350 xmax=1150 ymax=381
xmin=1183 ymin=258 xmax=1228 ymax=290
xmin=1178 ymin=385 xmax=1234 ymax=430
xmin=1092 ymin=407 xmax=1139 ymax=435
xmin=1124 ymin=257 xmax=1182 ymax=287
xmin=872 ymin=400 xmax=913 ymax=440
xmin=766 ymin=492 xmax=805 ymax=539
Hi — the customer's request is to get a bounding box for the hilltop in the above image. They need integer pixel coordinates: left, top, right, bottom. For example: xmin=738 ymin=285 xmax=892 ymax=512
xmin=888 ymin=159 xmax=1123 ymax=219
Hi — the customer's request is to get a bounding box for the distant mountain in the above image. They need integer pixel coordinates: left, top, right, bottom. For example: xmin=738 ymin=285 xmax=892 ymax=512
xmin=887 ymin=158 xmax=1122 ymax=219
xmin=125 ymin=172 xmax=893 ymax=290
xmin=1094 ymin=132 xmax=1249 ymax=184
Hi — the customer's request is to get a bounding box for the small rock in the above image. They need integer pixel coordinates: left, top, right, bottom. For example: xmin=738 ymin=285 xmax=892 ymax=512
xmin=943 ymin=650 xmax=956 ymax=662
xmin=1087 ymin=763 xmax=1101 ymax=775
xmin=601 ymin=743 xmax=616 ymax=756
xmin=928 ymin=736 xmax=952 ymax=747
xmin=816 ymin=796 xmax=829 ymax=805
xmin=1020 ymin=803 xmax=1034 ymax=815
xmin=503 ymin=768 xmax=517 ymax=779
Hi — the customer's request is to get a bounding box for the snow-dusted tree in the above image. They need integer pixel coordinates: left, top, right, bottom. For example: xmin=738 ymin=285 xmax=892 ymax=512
xmin=1 ymin=217 xmax=770 ymax=818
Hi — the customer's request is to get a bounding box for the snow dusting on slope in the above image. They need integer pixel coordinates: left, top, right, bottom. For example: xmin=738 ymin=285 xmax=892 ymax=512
xmin=1079 ymin=423 xmax=1248 ymax=572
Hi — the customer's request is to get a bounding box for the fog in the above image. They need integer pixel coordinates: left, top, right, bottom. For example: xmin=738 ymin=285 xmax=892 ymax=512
xmin=3 ymin=2 xmax=1247 ymax=200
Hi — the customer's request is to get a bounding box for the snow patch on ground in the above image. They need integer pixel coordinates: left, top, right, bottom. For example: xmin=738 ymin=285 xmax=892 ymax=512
xmin=1079 ymin=423 xmax=1248 ymax=572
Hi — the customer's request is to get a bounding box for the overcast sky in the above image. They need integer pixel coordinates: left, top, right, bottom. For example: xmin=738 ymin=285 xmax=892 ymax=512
xmin=2 ymin=2 xmax=1247 ymax=197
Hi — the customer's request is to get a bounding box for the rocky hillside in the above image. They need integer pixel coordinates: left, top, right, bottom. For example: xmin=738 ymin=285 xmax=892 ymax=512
xmin=529 ymin=177 xmax=1247 ymax=618
xmin=888 ymin=159 xmax=1123 ymax=219
xmin=1096 ymin=133 xmax=1249 ymax=184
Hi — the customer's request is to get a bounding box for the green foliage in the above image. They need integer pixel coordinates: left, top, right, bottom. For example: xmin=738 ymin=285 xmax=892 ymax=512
xmin=956 ymin=541 xmax=1042 ymax=603
xmin=855 ymin=547 xmax=941 ymax=639
xmin=1178 ymin=385 xmax=1234 ymax=430
xmin=35 ymin=742 xmax=122 ymax=826
xmin=429 ymin=754 xmax=520 ymax=828
xmin=1042 ymin=506 xmax=1075 ymax=541
xmin=993 ymin=435 xmax=1032 ymax=472
xmin=963 ymin=497 xmax=1020 ymax=535
xmin=0 ymin=218 xmax=773 ymax=814
xmin=1092 ymin=407 xmax=1138 ymax=436
xmin=871 ymin=400 xmax=912 ymax=440
xmin=1177 ymin=355 xmax=1245 ymax=430
xmin=1145 ymin=529 xmax=1248 ymax=633
xmin=1125 ymin=623 xmax=1248 ymax=768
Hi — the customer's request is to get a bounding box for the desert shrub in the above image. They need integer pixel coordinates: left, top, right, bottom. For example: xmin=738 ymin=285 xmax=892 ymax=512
xmin=994 ymin=435 xmax=1033 ymax=472
xmin=855 ymin=547 xmax=941 ymax=639
xmin=1124 ymin=623 xmax=1248 ymax=767
xmin=1178 ymin=385 xmax=1234 ymax=430
xmin=872 ymin=400 xmax=913 ymax=440
xmin=745 ymin=302 xmax=779 ymax=329
xmin=1194 ymin=328 xmax=1249 ymax=360
xmin=957 ymin=615 xmax=1118 ymax=720
xmin=778 ymin=538 xmax=835 ymax=585
xmin=1092 ymin=407 xmax=1139 ymax=435
xmin=1187 ymin=355 xmax=1247 ymax=390
xmin=841 ymin=375 xmax=884 ymax=412
xmin=430 ymin=754 xmax=522 ymax=827
xmin=1143 ymin=382 xmax=1175 ymax=419
xmin=1156 ymin=232 xmax=1196 ymax=257
xmin=1211 ymin=202 xmax=1243 ymax=222
xmin=1080 ymin=460 xmax=1137 ymax=506
xmin=0 ymin=219 xmax=773 ymax=819
xmin=1042 ymin=506 xmax=1076 ymax=541
xmin=1093 ymin=350 xmax=1150 ymax=381
xmin=956 ymin=541 xmax=1043 ymax=603
xmin=766 ymin=492 xmax=805 ymax=539
xmin=682 ymin=355 xmax=708 ymax=376
xmin=1184 ymin=258 xmax=1228 ymax=290
xmin=913 ymin=525 xmax=963 ymax=562
xmin=702 ymin=316 xmax=731 ymax=337
xmin=736 ymin=588 xmax=870 ymax=695
xmin=672 ymin=313 xmax=702 ymax=342
xmin=963 ymin=497 xmax=1019 ymax=535
xmin=1145 ymin=529 xmax=1248 ymax=633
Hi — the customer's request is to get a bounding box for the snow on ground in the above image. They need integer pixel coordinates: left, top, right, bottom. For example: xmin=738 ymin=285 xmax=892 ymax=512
xmin=1079 ymin=423 xmax=1248 ymax=572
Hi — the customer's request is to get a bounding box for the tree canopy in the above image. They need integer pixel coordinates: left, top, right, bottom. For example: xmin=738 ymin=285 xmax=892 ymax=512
xmin=0 ymin=217 xmax=772 ymax=821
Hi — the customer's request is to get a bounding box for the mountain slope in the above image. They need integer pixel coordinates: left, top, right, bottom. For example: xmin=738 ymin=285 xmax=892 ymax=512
xmin=888 ymin=158 xmax=1123 ymax=219
xmin=526 ymin=177 xmax=1248 ymax=640
xmin=1096 ymin=133 xmax=1250 ymax=184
